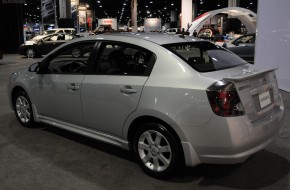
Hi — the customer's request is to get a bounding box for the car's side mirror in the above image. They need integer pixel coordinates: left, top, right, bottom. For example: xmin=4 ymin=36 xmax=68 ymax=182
xmin=28 ymin=63 xmax=39 ymax=72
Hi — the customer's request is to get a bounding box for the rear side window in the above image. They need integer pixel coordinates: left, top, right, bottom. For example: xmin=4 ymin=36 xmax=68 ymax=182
xmin=163 ymin=42 xmax=246 ymax=72
xmin=94 ymin=42 xmax=156 ymax=76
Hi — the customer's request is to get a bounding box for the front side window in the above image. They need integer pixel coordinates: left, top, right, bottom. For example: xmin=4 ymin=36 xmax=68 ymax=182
xmin=95 ymin=42 xmax=155 ymax=76
xmin=43 ymin=34 xmax=58 ymax=41
xmin=163 ymin=42 xmax=246 ymax=72
xmin=46 ymin=41 xmax=96 ymax=74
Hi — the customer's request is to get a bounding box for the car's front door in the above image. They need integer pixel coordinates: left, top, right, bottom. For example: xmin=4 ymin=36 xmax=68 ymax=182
xmin=32 ymin=41 xmax=96 ymax=125
xmin=81 ymin=42 xmax=156 ymax=137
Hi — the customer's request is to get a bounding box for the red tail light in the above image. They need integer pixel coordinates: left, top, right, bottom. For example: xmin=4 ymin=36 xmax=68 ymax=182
xmin=207 ymin=80 xmax=244 ymax=117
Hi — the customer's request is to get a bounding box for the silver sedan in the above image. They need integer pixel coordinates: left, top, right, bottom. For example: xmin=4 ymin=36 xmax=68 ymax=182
xmin=7 ymin=33 xmax=284 ymax=179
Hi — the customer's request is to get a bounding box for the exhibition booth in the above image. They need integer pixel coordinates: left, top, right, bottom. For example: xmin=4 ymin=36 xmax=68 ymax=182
xmin=188 ymin=7 xmax=257 ymax=37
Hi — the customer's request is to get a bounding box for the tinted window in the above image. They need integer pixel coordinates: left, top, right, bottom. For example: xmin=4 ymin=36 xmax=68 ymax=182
xmin=47 ymin=42 xmax=95 ymax=74
xmin=95 ymin=42 xmax=155 ymax=76
xmin=45 ymin=30 xmax=56 ymax=34
xmin=163 ymin=42 xmax=246 ymax=72
xmin=235 ymin=34 xmax=255 ymax=44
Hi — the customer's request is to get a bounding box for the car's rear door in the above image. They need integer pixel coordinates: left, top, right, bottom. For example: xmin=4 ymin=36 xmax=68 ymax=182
xmin=81 ymin=41 xmax=156 ymax=137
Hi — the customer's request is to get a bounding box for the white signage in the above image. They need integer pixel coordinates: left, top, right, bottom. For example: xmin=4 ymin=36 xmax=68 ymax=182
xmin=144 ymin=18 xmax=161 ymax=32
xmin=98 ymin=18 xmax=117 ymax=30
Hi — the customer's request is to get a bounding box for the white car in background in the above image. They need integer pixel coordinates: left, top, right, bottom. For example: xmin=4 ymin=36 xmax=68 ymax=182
xmin=45 ymin=28 xmax=76 ymax=34
xmin=164 ymin=28 xmax=179 ymax=34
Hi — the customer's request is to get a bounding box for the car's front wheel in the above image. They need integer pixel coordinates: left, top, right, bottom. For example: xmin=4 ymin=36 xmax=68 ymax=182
xmin=13 ymin=90 xmax=35 ymax=127
xmin=133 ymin=123 xmax=182 ymax=179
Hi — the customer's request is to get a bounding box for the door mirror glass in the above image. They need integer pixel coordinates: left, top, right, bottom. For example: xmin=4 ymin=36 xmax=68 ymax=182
xmin=28 ymin=63 xmax=39 ymax=72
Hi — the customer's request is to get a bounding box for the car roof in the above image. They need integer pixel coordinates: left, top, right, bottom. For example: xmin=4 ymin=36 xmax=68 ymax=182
xmin=72 ymin=32 xmax=203 ymax=45
xmin=47 ymin=28 xmax=75 ymax=31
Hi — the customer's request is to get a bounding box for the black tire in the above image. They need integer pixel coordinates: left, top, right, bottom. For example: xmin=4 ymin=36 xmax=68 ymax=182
xmin=13 ymin=91 xmax=36 ymax=128
xmin=133 ymin=123 xmax=182 ymax=179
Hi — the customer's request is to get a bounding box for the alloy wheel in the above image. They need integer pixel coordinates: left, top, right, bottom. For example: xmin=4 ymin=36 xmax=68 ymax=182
xmin=137 ymin=130 xmax=172 ymax=172
xmin=26 ymin=49 xmax=35 ymax=58
xmin=15 ymin=95 xmax=31 ymax=123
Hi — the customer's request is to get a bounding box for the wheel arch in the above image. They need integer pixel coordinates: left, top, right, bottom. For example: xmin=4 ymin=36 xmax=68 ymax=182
xmin=10 ymin=85 xmax=34 ymax=111
xmin=11 ymin=86 xmax=27 ymax=109
xmin=126 ymin=115 xmax=185 ymax=163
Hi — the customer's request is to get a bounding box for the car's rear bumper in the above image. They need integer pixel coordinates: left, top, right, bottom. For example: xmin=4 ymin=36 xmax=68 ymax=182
xmin=182 ymin=95 xmax=284 ymax=166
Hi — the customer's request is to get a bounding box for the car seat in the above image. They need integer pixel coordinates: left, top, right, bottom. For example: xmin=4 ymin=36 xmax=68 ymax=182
xmin=106 ymin=50 xmax=128 ymax=74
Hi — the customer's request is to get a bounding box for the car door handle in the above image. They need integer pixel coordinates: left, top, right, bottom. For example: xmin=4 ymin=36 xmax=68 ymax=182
xmin=120 ymin=86 xmax=137 ymax=94
xmin=68 ymin=83 xmax=80 ymax=91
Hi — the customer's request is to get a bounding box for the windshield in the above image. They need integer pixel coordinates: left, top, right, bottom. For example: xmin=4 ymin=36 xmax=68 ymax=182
xmin=163 ymin=42 xmax=246 ymax=72
xmin=45 ymin=30 xmax=56 ymax=34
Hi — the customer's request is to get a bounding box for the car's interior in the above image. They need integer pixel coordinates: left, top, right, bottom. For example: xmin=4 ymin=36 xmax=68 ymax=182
xmin=46 ymin=43 xmax=95 ymax=74
xmin=97 ymin=44 xmax=151 ymax=75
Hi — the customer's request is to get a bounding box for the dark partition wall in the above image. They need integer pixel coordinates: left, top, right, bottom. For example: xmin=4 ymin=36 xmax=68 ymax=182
xmin=0 ymin=3 xmax=24 ymax=53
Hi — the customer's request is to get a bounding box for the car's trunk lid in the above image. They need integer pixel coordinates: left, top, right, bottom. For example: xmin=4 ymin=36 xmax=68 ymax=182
xmin=202 ymin=65 xmax=280 ymax=122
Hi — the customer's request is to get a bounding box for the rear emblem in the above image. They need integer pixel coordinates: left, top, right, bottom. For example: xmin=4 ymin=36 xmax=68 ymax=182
xmin=238 ymin=84 xmax=251 ymax=91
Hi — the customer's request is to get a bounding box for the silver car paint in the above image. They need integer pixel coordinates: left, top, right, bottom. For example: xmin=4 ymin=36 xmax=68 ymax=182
xmin=8 ymin=33 xmax=284 ymax=168
xmin=32 ymin=74 xmax=85 ymax=125
xmin=81 ymin=75 xmax=148 ymax=137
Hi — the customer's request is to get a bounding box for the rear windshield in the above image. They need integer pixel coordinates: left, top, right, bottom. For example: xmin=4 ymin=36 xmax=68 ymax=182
xmin=163 ymin=42 xmax=246 ymax=72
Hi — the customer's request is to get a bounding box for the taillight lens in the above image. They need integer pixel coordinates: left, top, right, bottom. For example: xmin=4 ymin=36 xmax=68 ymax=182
xmin=207 ymin=80 xmax=244 ymax=117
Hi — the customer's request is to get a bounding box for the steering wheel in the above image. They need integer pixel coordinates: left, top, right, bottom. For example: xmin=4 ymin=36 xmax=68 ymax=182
xmin=70 ymin=60 xmax=86 ymax=73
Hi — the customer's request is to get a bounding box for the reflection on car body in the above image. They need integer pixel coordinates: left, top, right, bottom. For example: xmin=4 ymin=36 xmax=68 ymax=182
xmin=9 ymin=33 xmax=284 ymax=179
xmin=223 ymin=33 xmax=256 ymax=63
xmin=41 ymin=0 xmax=54 ymax=18
xmin=19 ymin=33 xmax=80 ymax=58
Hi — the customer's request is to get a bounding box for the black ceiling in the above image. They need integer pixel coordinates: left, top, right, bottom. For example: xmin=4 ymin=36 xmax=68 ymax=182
xmin=23 ymin=0 xmax=257 ymax=25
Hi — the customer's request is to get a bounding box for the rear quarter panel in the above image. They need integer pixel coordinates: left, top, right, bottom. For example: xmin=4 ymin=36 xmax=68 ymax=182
xmin=122 ymin=45 xmax=216 ymax=141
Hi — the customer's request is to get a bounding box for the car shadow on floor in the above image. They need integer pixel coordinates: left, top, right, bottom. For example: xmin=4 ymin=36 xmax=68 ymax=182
xmin=172 ymin=150 xmax=290 ymax=188
xmin=4 ymin=114 xmax=289 ymax=189
xmin=43 ymin=124 xmax=290 ymax=189
xmin=42 ymin=124 xmax=136 ymax=162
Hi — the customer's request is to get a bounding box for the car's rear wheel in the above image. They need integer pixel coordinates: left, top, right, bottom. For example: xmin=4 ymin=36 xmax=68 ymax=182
xmin=25 ymin=48 xmax=36 ymax=58
xmin=133 ymin=123 xmax=181 ymax=179
xmin=13 ymin=91 xmax=35 ymax=128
